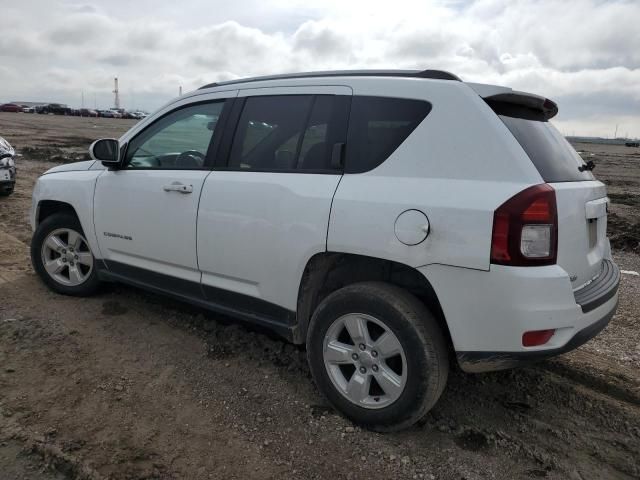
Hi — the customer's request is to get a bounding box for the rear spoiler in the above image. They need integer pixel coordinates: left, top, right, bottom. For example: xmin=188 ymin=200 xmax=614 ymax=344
xmin=467 ymin=83 xmax=558 ymax=121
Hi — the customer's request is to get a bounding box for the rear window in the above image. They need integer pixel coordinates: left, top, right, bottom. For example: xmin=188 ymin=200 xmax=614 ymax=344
xmin=499 ymin=115 xmax=595 ymax=182
xmin=345 ymin=96 xmax=431 ymax=173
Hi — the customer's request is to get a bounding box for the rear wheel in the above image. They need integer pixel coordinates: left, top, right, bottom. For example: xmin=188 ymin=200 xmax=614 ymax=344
xmin=307 ymin=282 xmax=449 ymax=431
xmin=31 ymin=213 xmax=101 ymax=296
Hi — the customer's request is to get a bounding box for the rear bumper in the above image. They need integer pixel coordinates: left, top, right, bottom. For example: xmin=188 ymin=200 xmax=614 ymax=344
xmin=573 ymin=259 xmax=620 ymax=313
xmin=419 ymin=259 xmax=620 ymax=373
xmin=456 ymin=298 xmax=617 ymax=372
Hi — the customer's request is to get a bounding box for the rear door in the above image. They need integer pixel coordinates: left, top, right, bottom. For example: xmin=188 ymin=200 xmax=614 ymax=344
xmin=197 ymin=86 xmax=351 ymax=318
xmin=498 ymin=114 xmax=607 ymax=289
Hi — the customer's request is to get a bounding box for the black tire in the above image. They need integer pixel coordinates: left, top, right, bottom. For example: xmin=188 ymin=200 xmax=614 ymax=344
xmin=307 ymin=282 xmax=449 ymax=432
xmin=0 ymin=184 xmax=14 ymax=196
xmin=31 ymin=213 xmax=101 ymax=296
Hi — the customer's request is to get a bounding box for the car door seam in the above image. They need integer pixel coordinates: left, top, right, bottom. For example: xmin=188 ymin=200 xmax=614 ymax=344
xmin=195 ymin=170 xmax=214 ymax=276
xmin=91 ymin=169 xmax=107 ymax=262
xmin=326 ymin=174 xmax=344 ymax=251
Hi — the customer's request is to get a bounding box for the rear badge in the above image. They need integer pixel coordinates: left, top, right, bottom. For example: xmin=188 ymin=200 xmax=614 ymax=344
xmin=569 ymin=274 xmax=578 ymax=282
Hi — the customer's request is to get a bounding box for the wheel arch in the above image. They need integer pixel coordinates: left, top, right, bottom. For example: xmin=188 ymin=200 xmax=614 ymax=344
xmin=295 ymin=252 xmax=453 ymax=351
xmin=36 ymin=200 xmax=79 ymax=226
xmin=34 ymin=194 xmax=103 ymax=260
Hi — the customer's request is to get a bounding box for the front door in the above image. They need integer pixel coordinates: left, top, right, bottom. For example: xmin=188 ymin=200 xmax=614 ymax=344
xmin=94 ymin=95 xmax=232 ymax=289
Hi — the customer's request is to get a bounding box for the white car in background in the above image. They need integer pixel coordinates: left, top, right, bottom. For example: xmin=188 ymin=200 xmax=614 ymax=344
xmin=0 ymin=136 xmax=16 ymax=196
xmin=28 ymin=69 xmax=620 ymax=431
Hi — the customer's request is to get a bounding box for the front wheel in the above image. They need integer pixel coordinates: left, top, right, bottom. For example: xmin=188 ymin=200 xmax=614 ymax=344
xmin=307 ymin=282 xmax=449 ymax=432
xmin=31 ymin=213 xmax=101 ymax=296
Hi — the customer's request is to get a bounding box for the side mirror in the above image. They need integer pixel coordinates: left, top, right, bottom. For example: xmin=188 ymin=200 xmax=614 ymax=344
xmin=89 ymin=139 xmax=121 ymax=167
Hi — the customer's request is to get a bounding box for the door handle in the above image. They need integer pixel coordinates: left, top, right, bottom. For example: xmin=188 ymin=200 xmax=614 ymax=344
xmin=163 ymin=182 xmax=193 ymax=194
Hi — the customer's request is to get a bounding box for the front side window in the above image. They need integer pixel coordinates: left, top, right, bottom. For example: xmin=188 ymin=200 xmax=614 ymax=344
xmin=125 ymin=101 xmax=224 ymax=169
xmin=228 ymin=95 xmax=348 ymax=171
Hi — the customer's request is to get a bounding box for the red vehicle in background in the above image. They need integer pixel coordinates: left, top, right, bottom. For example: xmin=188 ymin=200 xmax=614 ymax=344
xmin=0 ymin=103 xmax=22 ymax=112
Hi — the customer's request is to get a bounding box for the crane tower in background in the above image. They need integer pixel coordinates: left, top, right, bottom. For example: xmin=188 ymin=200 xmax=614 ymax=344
xmin=113 ymin=77 xmax=120 ymax=110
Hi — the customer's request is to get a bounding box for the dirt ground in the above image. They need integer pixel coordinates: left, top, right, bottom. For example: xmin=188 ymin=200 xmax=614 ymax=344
xmin=0 ymin=112 xmax=639 ymax=479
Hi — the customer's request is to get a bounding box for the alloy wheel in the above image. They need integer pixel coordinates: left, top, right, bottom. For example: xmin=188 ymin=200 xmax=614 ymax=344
xmin=41 ymin=228 xmax=94 ymax=286
xmin=323 ymin=313 xmax=407 ymax=409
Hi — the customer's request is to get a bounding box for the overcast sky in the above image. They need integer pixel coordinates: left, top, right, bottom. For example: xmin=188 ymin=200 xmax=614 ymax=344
xmin=1 ymin=0 xmax=639 ymax=137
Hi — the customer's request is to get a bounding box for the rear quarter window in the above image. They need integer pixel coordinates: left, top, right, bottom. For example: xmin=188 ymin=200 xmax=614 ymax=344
xmin=498 ymin=115 xmax=595 ymax=183
xmin=345 ymin=96 xmax=431 ymax=173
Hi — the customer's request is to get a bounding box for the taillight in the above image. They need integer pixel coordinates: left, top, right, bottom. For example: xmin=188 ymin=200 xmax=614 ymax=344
xmin=490 ymin=184 xmax=557 ymax=266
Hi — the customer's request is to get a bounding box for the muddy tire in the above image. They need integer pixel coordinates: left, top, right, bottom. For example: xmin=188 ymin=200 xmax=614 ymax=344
xmin=31 ymin=213 xmax=101 ymax=296
xmin=307 ymin=282 xmax=449 ymax=432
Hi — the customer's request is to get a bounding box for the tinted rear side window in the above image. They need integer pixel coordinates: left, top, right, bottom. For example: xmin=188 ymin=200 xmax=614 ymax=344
xmin=346 ymin=96 xmax=431 ymax=173
xmin=229 ymin=95 xmax=312 ymax=170
xmin=228 ymin=95 xmax=349 ymax=171
xmin=498 ymin=115 xmax=595 ymax=182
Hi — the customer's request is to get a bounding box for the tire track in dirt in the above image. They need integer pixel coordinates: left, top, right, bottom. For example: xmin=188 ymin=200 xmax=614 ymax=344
xmin=2 ymin=271 xmax=639 ymax=479
xmin=0 ymin=230 xmax=30 ymax=284
xmin=542 ymin=353 xmax=640 ymax=407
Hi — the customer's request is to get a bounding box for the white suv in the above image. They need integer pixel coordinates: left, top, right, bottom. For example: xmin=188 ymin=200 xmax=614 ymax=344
xmin=30 ymin=70 xmax=620 ymax=431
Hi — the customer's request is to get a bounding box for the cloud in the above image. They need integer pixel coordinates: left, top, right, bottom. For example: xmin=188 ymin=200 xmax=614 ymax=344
xmin=99 ymin=54 xmax=141 ymax=67
xmin=292 ymin=21 xmax=352 ymax=60
xmin=186 ymin=21 xmax=290 ymax=75
xmin=0 ymin=0 xmax=639 ymax=137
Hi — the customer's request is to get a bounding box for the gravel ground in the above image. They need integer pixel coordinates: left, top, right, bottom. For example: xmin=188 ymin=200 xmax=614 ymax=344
xmin=0 ymin=112 xmax=639 ymax=479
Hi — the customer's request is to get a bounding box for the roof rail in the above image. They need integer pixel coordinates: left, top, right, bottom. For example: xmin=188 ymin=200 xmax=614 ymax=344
xmin=199 ymin=69 xmax=460 ymax=90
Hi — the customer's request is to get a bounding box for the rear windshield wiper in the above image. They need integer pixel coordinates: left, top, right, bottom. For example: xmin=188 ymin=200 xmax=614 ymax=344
xmin=578 ymin=160 xmax=595 ymax=172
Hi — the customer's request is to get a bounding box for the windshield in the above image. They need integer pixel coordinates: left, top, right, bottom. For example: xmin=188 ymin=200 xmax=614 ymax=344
xmin=499 ymin=115 xmax=594 ymax=182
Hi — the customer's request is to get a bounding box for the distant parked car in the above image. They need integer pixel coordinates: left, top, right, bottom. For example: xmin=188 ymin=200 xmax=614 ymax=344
xmin=0 ymin=103 xmax=22 ymax=112
xmin=22 ymin=106 xmax=36 ymax=113
xmin=98 ymin=109 xmax=123 ymax=118
xmin=35 ymin=103 xmax=72 ymax=115
xmin=79 ymin=109 xmax=98 ymax=117
xmin=44 ymin=103 xmax=72 ymax=115
xmin=122 ymin=111 xmax=144 ymax=119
